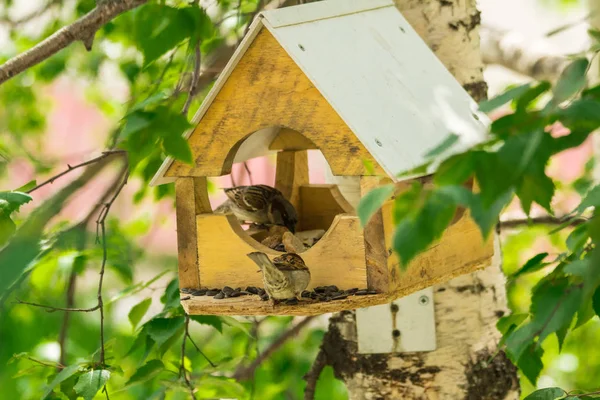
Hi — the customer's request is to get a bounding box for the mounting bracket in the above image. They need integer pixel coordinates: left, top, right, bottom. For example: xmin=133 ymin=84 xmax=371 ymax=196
xmin=356 ymin=288 xmax=436 ymax=354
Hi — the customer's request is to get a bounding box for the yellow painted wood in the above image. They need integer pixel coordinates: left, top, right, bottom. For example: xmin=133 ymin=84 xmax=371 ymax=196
xmin=196 ymin=213 xmax=368 ymax=291
xmin=299 ymin=184 xmax=354 ymax=231
xmin=360 ymin=176 xmax=392 ymax=292
xmin=175 ymin=178 xmax=201 ymax=289
xmin=165 ymin=28 xmax=384 ymax=178
xmin=274 ymin=150 xmax=309 ymax=227
xmin=380 ymin=184 xmax=494 ymax=295
xmin=182 ymin=292 xmax=388 ymax=316
xmin=269 ymin=128 xmax=319 ymax=151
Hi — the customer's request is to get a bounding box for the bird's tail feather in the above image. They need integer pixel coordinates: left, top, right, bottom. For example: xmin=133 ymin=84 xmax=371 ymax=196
xmin=247 ymin=252 xmax=272 ymax=270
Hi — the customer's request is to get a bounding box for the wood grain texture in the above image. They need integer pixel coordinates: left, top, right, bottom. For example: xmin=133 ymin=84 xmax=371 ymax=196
xmin=269 ymin=128 xmax=318 ymax=150
xmin=382 ymin=199 xmax=494 ymax=295
xmin=274 ymin=150 xmax=309 ymax=225
xmin=164 ymin=28 xmax=384 ymax=178
xmin=360 ymin=176 xmax=391 ymax=292
xmin=193 ymin=177 xmax=212 ymax=214
xmin=181 ymin=292 xmax=388 ymax=316
xmin=299 ymin=184 xmax=354 ymax=231
xmin=196 ymin=213 xmax=368 ymax=291
xmin=175 ymin=178 xmax=201 ymax=289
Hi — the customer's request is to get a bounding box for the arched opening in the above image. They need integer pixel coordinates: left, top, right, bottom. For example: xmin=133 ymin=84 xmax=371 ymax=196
xmin=206 ymin=126 xmax=356 ymax=254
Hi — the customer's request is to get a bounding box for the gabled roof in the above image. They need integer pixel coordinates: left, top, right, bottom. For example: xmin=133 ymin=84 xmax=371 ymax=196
xmin=151 ymin=0 xmax=489 ymax=186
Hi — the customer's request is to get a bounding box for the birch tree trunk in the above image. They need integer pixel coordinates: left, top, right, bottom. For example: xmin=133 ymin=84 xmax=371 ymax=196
xmin=317 ymin=1 xmax=520 ymax=398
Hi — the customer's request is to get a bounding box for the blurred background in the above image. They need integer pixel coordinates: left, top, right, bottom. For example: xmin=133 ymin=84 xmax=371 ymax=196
xmin=0 ymin=0 xmax=597 ymax=398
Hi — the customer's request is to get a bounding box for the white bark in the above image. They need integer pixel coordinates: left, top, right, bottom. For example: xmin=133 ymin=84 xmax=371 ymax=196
xmin=319 ymin=1 xmax=519 ymax=398
xmin=480 ymin=26 xmax=569 ymax=82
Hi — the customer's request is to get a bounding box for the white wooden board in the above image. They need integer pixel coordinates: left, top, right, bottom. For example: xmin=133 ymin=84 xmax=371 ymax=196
xmin=263 ymin=0 xmax=490 ymax=179
xmin=356 ymin=288 xmax=436 ymax=354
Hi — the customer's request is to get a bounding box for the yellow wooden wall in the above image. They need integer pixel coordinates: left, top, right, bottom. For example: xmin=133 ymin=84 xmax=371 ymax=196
xmin=165 ymin=28 xmax=384 ymax=178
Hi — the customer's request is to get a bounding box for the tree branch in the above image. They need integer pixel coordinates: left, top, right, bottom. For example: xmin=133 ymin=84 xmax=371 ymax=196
xmin=27 ymin=150 xmax=125 ymax=194
xmin=0 ymin=0 xmax=148 ymax=85
xmin=500 ymin=215 xmax=587 ymax=229
xmin=480 ymin=25 xmax=570 ymax=82
xmin=303 ymin=348 xmax=327 ymax=400
xmin=232 ymin=316 xmax=315 ymax=381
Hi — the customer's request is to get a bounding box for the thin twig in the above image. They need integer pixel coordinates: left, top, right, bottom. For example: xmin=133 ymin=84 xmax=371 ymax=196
xmin=233 ymin=317 xmax=315 ymax=380
xmin=303 ymin=349 xmax=327 ymax=400
xmin=15 ymin=299 xmax=100 ymax=313
xmin=186 ymin=333 xmax=217 ymax=368
xmin=0 ymin=0 xmax=148 ymax=85
xmin=181 ymin=315 xmax=196 ymax=399
xmin=27 ymin=150 xmax=125 ymax=194
xmin=58 ymin=168 xmax=126 ymax=368
xmin=500 ymin=215 xmax=588 ymax=229
xmin=182 ymin=43 xmax=202 ymax=116
xmin=95 ymin=161 xmax=129 ymax=366
xmin=241 ymin=0 xmax=264 ymax=40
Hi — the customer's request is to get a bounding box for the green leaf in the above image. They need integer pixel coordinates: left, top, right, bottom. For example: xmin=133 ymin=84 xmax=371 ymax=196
xmin=523 ymin=387 xmax=567 ymax=400
xmin=145 ymin=317 xmax=185 ymax=347
xmin=73 ymin=370 xmax=110 ymax=400
xmin=516 ymin=171 xmax=555 ymax=214
xmin=478 ymin=83 xmax=531 ymax=113
xmin=125 ymin=359 xmax=164 ymax=386
xmin=575 ymin=299 xmax=595 ymax=329
xmin=220 ymin=316 xmax=251 ymax=336
xmin=556 ymin=324 xmax=569 ymax=352
xmin=197 ymin=376 xmax=246 ymax=398
xmin=191 ymin=315 xmax=223 ymax=333
xmin=129 ymin=298 xmax=152 ymax=330
xmin=424 ymin=133 xmax=460 ymax=158
xmin=392 ymin=189 xmax=458 ymax=266
xmin=593 ymin=287 xmax=600 ymax=318
xmin=496 ymin=313 xmax=528 ymax=334
xmin=41 ymin=365 xmax=81 ymax=400
xmin=566 ymin=224 xmax=589 ymax=253
xmin=0 ymin=191 xmax=33 ymax=213
xmin=552 ymin=58 xmax=589 ymax=104
xmin=0 ymin=213 xmax=17 ymax=247
xmin=557 ymin=99 xmax=600 ymax=131
xmin=434 ymin=152 xmax=474 ymax=185
xmin=357 ymin=184 xmax=395 ymax=226
xmin=530 ymin=278 xmax=583 ymax=343
xmin=518 ymin=344 xmax=544 ymax=385
xmin=516 ymin=81 xmax=552 ymax=112
xmin=133 ymin=5 xmax=198 ymax=65
xmin=162 ymin=134 xmax=193 ymax=164
xmin=15 ymin=180 xmax=36 ymax=192
xmin=120 ymin=111 xmax=153 ymax=140
xmin=511 ymin=253 xmax=549 ymax=278
xmin=577 ymin=184 xmax=600 ymax=213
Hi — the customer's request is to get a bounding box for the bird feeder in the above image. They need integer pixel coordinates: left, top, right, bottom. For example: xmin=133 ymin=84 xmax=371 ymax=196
xmin=150 ymin=0 xmax=494 ymax=316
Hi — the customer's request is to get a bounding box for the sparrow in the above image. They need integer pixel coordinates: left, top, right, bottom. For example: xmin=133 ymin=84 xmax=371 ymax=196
xmin=246 ymin=252 xmax=311 ymax=304
xmin=217 ymin=185 xmax=298 ymax=233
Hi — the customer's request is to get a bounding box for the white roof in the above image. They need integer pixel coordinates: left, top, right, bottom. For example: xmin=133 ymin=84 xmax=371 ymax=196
xmin=151 ymin=0 xmax=489 ymax=186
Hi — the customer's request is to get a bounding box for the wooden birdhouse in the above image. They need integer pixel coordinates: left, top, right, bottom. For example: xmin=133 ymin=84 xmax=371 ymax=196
xmin=150 ymin=0 xmax=494 ymax=316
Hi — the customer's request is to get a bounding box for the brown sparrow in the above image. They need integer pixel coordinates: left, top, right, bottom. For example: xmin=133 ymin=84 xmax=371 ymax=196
xmin=247 ymin=252 xmax=311 ymax=304
xmin=218 ymin=185 xmax=298 ymax=233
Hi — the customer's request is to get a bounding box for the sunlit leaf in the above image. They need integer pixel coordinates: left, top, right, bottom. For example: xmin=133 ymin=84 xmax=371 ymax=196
xmin=523 ymin=387 xmax=567 ymax=400
xmin=357 ymin=184 xmax=394 ymax=226
xmin=478 ymin=83 xmax=531 ymax=113
xmin=145 ymin=317 xmax=185 ymax=347
xmin=125 ymin=360 xmax=164 ymax=386
xmin=129 ymin=298 xmax=152 ymax=330
xmin=552 ymin=58 xmax=589 ymax=105
xmin=73 ymin=370 xmax=110 ymax=400
xmin=41 ymin=365 xmax=81 ymax=400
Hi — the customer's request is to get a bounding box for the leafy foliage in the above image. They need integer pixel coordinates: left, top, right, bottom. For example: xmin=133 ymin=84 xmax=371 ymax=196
xmin=359 ymin=50 xmax=600 ymax=390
